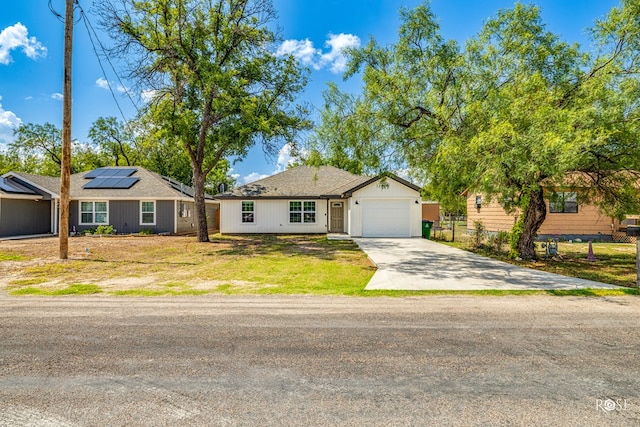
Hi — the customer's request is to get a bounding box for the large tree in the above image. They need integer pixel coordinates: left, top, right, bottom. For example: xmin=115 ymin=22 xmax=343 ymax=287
xmin=98 ymin=0 xmax=309 ymax=242
xmin=88 ymin=117 xmax=139 ymax=166
xmin=313 ymin=1 xmax=640 ymax=259
xmin=9 ymin=122 xmax=105 ymax=175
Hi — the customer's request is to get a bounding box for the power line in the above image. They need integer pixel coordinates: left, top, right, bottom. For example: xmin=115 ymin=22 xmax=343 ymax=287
xmin=76 ymin=1 xmax=141 ymax=123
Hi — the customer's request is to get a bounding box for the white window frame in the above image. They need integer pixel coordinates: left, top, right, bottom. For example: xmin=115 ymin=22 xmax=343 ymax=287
xmin=241 ymin=201 xmax=255 ymax=224
xmin=289 ymin=200 xmax=316 ymax=224
xmin=140 ymin=200 xmax=156 ymax=225
xmin=79 ymin=201 xmax=109 ymax=225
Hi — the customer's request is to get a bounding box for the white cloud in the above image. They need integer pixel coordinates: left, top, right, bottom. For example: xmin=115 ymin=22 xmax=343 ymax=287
xmin=277 ymin=33 xmax=360 ymax=74
xmin=96 ymin=77 xmax=109 ymax=90
xmin=97 ymin=77 xmax=130 ymax=94
xmin=51 ymin=93 xmax=63 ymax=101
xmin=0 ymin=23 xmax=47 ymax=65
xmin=275 ymin=142 xmax=297 ymax=172
xmin=277 ymin=39 xmax=319 ymax=69
xmin=320 ymin=33 xmax=361 ymax=73
xmin=0 ymin=96 xmax=22 ymax=147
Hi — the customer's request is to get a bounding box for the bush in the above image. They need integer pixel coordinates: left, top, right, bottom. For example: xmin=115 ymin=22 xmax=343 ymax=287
xmin=510 ymin=217 xmax=524 ymax=259
xmin=95 ymin=225 xmax=114 ymax=235
xmin=472 ymin=220 xmax=486 ymax=249
xmin=489 ymin=230 xmax=511 ymax=253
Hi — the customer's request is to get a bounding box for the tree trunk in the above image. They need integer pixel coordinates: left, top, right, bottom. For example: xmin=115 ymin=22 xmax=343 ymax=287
xmin=517 ymin=188 xmax=547 ymax=260
xmin=192 ymin=167 xmax=210 ymax=242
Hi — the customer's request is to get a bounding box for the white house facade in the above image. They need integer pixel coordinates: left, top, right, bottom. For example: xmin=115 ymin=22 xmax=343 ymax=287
xmin=217 ymin=166 xmax=422 ymax=238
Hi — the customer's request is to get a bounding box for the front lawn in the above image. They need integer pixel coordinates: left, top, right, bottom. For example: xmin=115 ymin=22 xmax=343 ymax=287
xmin=0 ymin=234 xmax=376 ymax=296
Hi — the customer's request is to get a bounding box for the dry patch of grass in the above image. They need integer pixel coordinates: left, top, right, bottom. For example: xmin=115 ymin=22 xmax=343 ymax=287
xmin=0 ymin=234 xmax=375 ymax=296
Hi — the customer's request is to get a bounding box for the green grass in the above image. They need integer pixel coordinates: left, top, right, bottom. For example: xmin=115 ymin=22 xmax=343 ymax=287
xmin=3 ymin=234 xmax=638 ymax=298
xmin=0 ymin=251 xmax=27 ymax=261
xmin=10 ymin=283 xmax=103 ymax=296
xmin=7 ymin=278 xmax=48 ymax=288
xmin=110 ymin=289 xmax=213 ymax=296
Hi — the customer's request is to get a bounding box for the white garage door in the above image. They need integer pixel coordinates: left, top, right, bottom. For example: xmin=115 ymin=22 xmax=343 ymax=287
xmin=361 ymin=199 xmax=411 ymax=237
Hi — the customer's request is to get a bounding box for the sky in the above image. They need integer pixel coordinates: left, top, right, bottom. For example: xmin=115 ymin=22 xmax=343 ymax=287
xmin=0 ymin=0 xmax=619 ymax=185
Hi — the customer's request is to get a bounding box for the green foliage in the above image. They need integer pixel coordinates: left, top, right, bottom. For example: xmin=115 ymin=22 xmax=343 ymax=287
xmin=489 ymin=231 xmax=511 ymax=253
xmin=472 ymin=220 xmax=486 ymax=249
xmin=138 ymin=228 xmax=153 ymax=235
xmin=313 ymin=0 xmax=640 ymax=260
xmin=11 ymin=284 xmax=103 ymax=296
xmin=88 ymin=117 xmax=137 ymax=166
xmin=0 ymin=251 xmax=27 ymax=261
xmin=98 ymin=0 xmax=310 ymax=241
xmin=95 ymin=225 xmax=115 ymax=235
xmin=510 ymin=216 xmax=525 ymax=259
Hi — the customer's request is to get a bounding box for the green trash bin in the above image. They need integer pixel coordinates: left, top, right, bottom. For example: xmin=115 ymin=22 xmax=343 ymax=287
xmin=422 ymin=220 xmax=433 ymax=239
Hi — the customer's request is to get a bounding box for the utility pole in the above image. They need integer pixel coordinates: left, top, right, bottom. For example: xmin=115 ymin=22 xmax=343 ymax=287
xmin=59 ymin=0 xmax=74 ymax=259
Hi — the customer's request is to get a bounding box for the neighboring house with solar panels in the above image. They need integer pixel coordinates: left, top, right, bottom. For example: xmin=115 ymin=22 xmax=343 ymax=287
xmin=0 ymin=167 xmax=219 ymax=238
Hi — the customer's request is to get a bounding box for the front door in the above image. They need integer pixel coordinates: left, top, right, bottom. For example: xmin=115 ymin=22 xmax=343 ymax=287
xmin=330 ymin=202 xmax=344 ymax=233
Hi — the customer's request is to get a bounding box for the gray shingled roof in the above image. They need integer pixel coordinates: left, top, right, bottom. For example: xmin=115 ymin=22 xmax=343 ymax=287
xmin=214 ymin=165 xmax=423 ymax=199
xmin=9 ymin=167 xmax=206 ymax=200
xmin=216 ymin=165 xmax=369 ymax=199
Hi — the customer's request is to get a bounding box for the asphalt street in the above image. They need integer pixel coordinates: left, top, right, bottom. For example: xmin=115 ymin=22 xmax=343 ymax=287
xmin=1 ymin=295 xmax=639 ymax=426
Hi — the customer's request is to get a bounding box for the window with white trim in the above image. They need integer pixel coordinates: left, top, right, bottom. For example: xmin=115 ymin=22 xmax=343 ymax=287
xmin=80 ymin=201 xmax=108 ymax=225
xmin=549 ymin=192 xmax=578 ymax=213
xmin=242 ymin=201 xmax=254 ymax=223
xmin=289 ymin=201 xmax=316 ymax=223
xmin=140 ymin=201 xmax=156 ymax=225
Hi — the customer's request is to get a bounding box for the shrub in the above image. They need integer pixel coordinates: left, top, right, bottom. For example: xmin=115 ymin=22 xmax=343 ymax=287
xmin=95 ymin=225 xmax=114 ymax=235
xmin=489 ymin=230 xmax=511 ymax=253
xmin=510 ymin=217 xmax=524 ymax=259
xmin=472 ymin=220 xmax=486 ymax=249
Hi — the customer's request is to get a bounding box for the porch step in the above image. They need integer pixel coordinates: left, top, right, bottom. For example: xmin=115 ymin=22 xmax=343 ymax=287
xmin=327 ymin=233 xmax=353 ymax=241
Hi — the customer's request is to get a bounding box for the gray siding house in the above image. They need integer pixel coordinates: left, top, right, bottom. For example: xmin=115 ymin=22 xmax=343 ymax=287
xmin=0 ymin=167 xmax=219 ymax=237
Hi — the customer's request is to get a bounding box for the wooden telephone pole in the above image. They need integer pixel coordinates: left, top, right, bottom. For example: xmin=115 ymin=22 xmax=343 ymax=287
xmin=59 ymin=0 xmax=74 ymax=259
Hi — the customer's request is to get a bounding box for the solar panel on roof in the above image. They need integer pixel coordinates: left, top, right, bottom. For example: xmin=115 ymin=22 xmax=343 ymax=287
xmin=0 ymin=177 xmax=37 ymax=194
xmin=85 ymin=167 xmax=137 ymax=179
xmin=83 ymin=177 xmax=139 ymax=189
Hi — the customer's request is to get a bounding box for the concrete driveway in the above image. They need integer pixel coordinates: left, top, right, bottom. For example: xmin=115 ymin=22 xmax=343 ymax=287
xmin=355 ymin=238 xmax=621 ymax=290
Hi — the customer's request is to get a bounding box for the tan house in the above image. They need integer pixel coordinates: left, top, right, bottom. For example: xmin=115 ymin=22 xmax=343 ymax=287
xmin=421 ymin=202 xmax=440 ymax=225
xmin=466 ymin=191 xmax=627 ymax=241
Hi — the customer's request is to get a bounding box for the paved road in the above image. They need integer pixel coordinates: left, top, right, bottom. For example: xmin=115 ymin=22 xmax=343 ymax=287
xmin=1 ymin=295 xmax=639 ymax=426
xmin=355 ymin=238 xmax=621 ymax=290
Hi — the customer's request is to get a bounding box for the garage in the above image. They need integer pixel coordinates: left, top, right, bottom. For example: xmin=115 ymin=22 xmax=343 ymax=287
xmin=361 ymin=199 xmax=411 ymax=237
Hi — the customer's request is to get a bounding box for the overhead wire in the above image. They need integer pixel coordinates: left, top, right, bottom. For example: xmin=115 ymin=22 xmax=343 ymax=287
xmin=48 ymin=0 xmax=141 ymax=126
xmin=76 ymin=2 xmax=141 ymax=117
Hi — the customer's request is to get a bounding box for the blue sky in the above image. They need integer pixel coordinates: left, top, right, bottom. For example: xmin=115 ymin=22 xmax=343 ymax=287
xmin=0 ymin=0 xmax=618 ymax=185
